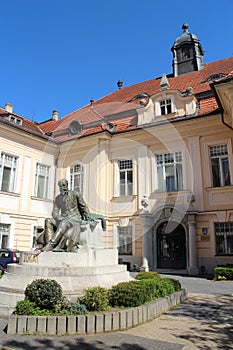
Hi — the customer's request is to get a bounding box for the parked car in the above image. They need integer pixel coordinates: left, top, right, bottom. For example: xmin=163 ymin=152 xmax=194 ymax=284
xmin=0 ymin=249 xmax=20 ymax=275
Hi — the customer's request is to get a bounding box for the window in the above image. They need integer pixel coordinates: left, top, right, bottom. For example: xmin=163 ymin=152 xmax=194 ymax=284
xmin=156 ymin=152 xmax=183 ymax=192
xmin=119 ymin=160 xmax=133 ymax=196
xmin=34 ymin=163 xmax=50 ymax=198
xmin=0 ymin=152 xmax=17 ymax=192
xmin=182 ymin=47 xmax=191 ymax=59
xmin=210 ymin=145 xmax=231 ymax=187
xmin=215 ymin=222 xmax=233 ymax=255
xmin=70 ymin=164 xmax=84 ymax=194
xmin=0 ymin=224 xmax=10 ymax=248
xmin=9 ymin=116 xmax=22 ymax=125
xmin=118 ymin=226 xmax=133 ymax=255
xmin=160 ymin=99 xmax=172 ymax=115
xmin=32 ymin=227 xmax=43 ymax=248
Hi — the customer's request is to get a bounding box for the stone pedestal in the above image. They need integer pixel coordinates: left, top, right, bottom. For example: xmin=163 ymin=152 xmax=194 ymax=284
xmin=0 ymin=248 xmax=132 ymax=317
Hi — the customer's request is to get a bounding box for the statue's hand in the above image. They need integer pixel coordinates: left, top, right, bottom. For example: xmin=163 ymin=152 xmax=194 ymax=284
xmin=58 ymin=214 xmax=68 ymax=220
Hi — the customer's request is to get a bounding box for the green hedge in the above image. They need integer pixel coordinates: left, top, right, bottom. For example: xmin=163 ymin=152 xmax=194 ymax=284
xmin=165 ymin=277 xmax=182 ymax=291
xmin=135 ymin=271 xmax=161 ymax=280
xmin=14 ymin=275 xmax=181 ymax=315
xmin=214 ymin=267 xmax=233 ymax=280
xmin=108 ymin=278 xmax=176 ymax=308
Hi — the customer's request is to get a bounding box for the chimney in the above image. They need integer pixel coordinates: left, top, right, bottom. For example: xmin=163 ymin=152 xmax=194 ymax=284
xmin=5 ymin=103 xmax=13 ymax=113
xmin=52 ymin=110 xmax=59 ymax=121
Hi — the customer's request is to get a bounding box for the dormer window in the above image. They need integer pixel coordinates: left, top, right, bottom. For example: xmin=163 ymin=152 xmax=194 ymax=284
xmin=9 ymin=115 xmax=22 ymax=126
xmin=137 ymin=89 xmax=197 ymax=126
xmin=160 ymin=99 xmax=172 ymax=115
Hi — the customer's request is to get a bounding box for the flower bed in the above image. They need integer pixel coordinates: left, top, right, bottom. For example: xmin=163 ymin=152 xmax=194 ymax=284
xmin=7 ymin=289 xmax=187 ymax=335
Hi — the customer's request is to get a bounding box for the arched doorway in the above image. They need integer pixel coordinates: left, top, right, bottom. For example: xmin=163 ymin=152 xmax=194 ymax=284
xmin=157 ymin=222 xmax=186 ymax=269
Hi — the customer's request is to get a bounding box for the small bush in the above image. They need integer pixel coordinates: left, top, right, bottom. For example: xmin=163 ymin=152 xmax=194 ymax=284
xmin=25 ymin=278 xmax=63 ymax=310
xmin=135 ymin=271 xmax=161 ymax=280
xmin=165 ymin=278 xmax=181 ymax=291
xmin=62 ymin=300 xmax=87 ymax=315
xmin=109 ymin=281 xmax=148 ymax=307
xmin=138 ymin=278 xmax=175 ymax=299
xmin=80 ymin=286 xmax=110 ymax=311
xmin=15 ymin=300 xmax=37 ymax=315
xmin=137 ymin=279 xmax=161 ymax=300
xmin=14 ymin=299 xmax=54 ymax=316
xmin=214 ymin=267 xmax=233 ymax=280
xmin=156 ymin=278 xmax=175 ymax=296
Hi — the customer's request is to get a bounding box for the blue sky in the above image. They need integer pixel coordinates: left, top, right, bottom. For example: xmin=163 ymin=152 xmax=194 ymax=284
xmin=1 ymin=0 xmax=233 ymax=123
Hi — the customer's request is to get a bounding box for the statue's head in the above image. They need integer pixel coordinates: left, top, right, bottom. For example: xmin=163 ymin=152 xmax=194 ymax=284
xmin=58 ymin=178 xmax=69 ymax=195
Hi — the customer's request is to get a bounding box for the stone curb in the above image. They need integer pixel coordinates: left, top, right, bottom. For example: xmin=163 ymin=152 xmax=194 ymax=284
xmin=7 ymin=289 xmax=187 ymax=335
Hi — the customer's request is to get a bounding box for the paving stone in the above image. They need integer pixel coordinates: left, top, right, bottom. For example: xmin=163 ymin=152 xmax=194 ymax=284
xmin=67 ymin=315 xmax=77 ymax=334
xmin=26 ymin=316 xmax=37 ymax=334
xmin=103 ymin=313 xmax=112 ymax=332
xmin=95 ymin=314 xmax=104 ymax=333
xmin=86 ymin=314 xmax=95 ymax=334
xmin=57 ymin=316 xmax=66 ymax=335
xmin=6 ymin=315 xmax=17 ymax=335
xmin=77 ymin=315 xmax=86 ymax=334
xmin=37 ymin=316 xmax=47 ymax=334
xmin=119 ymin=309 xmax=126 ymax=330
xmin=112 ymin=312 xmax=120 ymax=331
xmin=17 ymin=316 xmax=27 ymax=335
xmin=47 ymin=316 xmax=57 ymax=335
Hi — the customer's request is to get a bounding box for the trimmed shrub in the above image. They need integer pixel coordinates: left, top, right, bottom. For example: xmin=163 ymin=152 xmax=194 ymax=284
xmin=138 ymin=278 xmax=175 ymax=298
xmin=137 ymin=278 xmax=161 ymax=300
xmin=109 ymin=277 xmax=176 ymax=308
xmin=165 ymin=278 xmax=181 ymax=291
xmin=109 ymin=281 xmax=147 ymax=308
xmin=25 ymin=278 xmax=63 ymax=310
xmin=135 ymin=271 xmax=161 ymax=280
xmin=214 ymin=267 xmax=233 ymax=280
xmin=156 ymin=278 xmax=175 ymax=297
xmin=80 ymin=286 xmax=110 ymax=311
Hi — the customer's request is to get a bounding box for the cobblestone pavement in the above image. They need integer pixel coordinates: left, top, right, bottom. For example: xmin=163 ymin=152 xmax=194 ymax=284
xmin=0 ymin=275 xmax=232 ymax=350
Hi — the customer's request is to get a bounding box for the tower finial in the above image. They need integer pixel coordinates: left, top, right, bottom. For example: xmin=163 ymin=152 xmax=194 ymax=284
xmin=182 ymin=23 xmax=189 ymax=32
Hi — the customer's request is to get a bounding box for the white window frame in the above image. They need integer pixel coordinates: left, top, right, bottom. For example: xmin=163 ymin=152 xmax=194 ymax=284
xmin=209 ymin=144 xmax=231 ymax=187
xmin=113 ymin=157 xmax=137 ymax=197
xmin=0 ymin=152 xmax=18 ymax=192
xmin=69 ymin=163 xmax=84 ymax=194
xmin=0 ymin=223 xmax=10 ymax=248
xmin=34 ymin=163 xmax=50 ymax=199
xmin=118 ymin=226 xmax=133 ymax=255
xmin=119 ymin=160 xmax=133 ymax=196
xmin=160 ymin=99 xmax=172 ymax=115
xmin=154 ymin=95 xmax=176 ymax=117
xmin=215 ymin=222 xmax=233 ymax=255
xmin=155 ymin=151 xmax=183 ymax=192
xmin=9 ymin=115 xmax=22 ymax=125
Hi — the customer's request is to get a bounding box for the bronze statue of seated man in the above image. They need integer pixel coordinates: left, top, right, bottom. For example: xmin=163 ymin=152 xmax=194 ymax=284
xmin=35 ymin=178 xmax=106 ymax=253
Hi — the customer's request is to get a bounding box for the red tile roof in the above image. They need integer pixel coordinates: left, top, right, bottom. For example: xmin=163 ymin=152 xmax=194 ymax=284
xmin=0 ymin=108 xmax=48 ymax=139
xmin=2 ymin=56 xmax=233 ymax=141
xmin=95 ymin=57 xmax=233 ymax=103
xmin=38 ymin=56 xmax=233 ymax=140
xmin=199 ymin=96 xmax=219 ymax=116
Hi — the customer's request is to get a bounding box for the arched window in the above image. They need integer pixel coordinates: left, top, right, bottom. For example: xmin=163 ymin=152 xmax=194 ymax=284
xmin=70 ymin=164 xmax=84 ymax=194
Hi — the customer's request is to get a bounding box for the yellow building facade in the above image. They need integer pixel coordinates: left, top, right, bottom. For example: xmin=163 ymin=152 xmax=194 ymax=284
xmin=1 ymin=25 xmax=233 ymax=275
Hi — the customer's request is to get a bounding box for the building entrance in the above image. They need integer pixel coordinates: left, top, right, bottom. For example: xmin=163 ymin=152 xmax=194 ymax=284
xmin=157 ymin=222 xmax=186 ymax=269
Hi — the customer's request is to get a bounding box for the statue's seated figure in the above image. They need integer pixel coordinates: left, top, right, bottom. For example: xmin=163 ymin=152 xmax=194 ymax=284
xmin=36 ymin=179 xmax=106 ymax=253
